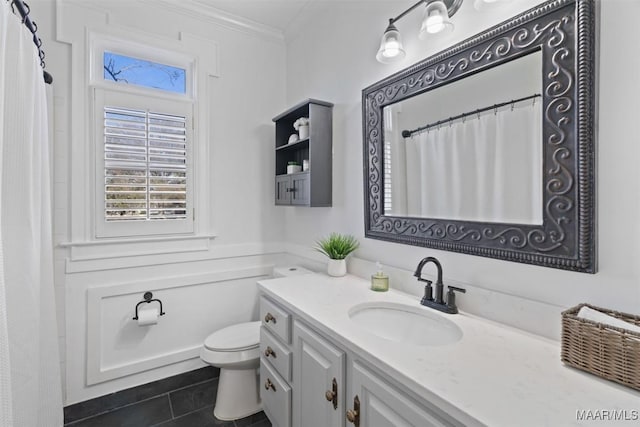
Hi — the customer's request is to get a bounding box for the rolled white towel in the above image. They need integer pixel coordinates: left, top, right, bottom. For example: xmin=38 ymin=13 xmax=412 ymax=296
xmin=577 ymin=306 xmax=640 ymax=334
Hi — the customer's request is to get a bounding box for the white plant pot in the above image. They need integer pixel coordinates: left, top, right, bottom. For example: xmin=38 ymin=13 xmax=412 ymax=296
xmin=298 ymin=125 xmax=309 ymax=140
xmin=287 ymin=164 xmax=302 ymax=174
xmin=327 ymin=259 xmax=347 ymax=277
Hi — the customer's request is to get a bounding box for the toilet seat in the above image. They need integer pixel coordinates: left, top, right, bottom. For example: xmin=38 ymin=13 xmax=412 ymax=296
xmin=204 ymin=321 xmax=260 ymax=352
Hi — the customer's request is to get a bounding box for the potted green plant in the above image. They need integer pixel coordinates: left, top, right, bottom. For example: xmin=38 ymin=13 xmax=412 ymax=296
xmin=315 ymin=233 xmax=359 ymax=277
xmin=287 ymin=161 xmax=302 ymax=174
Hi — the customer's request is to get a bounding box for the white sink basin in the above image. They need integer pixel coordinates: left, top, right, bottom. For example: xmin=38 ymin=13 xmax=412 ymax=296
xmin=348 ymin=302 xmax=463 ymax=346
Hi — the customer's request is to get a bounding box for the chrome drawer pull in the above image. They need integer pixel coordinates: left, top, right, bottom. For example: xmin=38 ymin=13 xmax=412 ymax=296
xmin=264 ymin=312 xmax=277 ymax=324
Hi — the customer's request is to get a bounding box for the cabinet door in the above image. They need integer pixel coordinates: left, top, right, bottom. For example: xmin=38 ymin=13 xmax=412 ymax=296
xmin=348 ymin=361 xmax=458 ymax=427
xmin=275 ymin=175 xmax=291 ymax=205
xmin=293 ymin=321 xmax=345 ymax=427
xmin=290 ymin=174 xmax=310 ymax=206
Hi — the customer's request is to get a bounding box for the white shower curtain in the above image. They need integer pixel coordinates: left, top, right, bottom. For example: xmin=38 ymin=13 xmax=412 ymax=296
xmin=405 ymin=101 xmax=542 ymax=224
xmin=0 ymin=2 xmax=63 ymax=426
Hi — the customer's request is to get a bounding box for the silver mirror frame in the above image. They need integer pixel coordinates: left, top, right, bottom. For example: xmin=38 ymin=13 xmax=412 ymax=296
xmin=362 ymin=0 xmax=596 ymax=273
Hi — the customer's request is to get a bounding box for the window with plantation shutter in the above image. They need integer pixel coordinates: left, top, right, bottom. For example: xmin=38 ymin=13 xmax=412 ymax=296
xmin=95 ymin=89 xmax=193 ymax=237
xmin=383 ymin=107 xmax=393 ymax=215
xmin=104 ymin=107 xmax=187 ymax=221
xmin=383 ymin=137 xmax=392 ymax=215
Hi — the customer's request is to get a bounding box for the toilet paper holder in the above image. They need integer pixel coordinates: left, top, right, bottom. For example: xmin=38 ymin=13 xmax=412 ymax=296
xmin=132 ymin=291 xmax=166 ymax=320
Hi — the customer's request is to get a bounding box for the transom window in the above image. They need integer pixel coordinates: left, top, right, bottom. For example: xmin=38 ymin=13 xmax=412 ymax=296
xmin=103 ymin=51 xmax=186 ymax=94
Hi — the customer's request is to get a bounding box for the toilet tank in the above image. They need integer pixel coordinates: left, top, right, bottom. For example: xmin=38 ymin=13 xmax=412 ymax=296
xmin=273 ymin=266 xmax=313 ymax=278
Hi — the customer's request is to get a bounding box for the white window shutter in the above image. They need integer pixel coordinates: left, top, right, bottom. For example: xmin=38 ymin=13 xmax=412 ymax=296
xmin=104 ymin=106 xmax=187 ymax=222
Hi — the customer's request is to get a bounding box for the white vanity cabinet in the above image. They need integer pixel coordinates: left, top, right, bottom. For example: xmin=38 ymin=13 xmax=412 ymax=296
xmin=259 ymin=294 xmax=461 ymax=427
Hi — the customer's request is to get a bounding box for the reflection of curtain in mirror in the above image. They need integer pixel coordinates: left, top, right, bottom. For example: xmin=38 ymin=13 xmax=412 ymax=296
xmin=404 ymin=102 xmax=542 ymax=224
xmin=384 ymin=104 xmax=408 ymax=215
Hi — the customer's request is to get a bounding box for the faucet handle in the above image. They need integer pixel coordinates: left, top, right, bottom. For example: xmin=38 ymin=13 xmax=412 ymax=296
xmin=446 ymin=286 xmax=466 ymax=313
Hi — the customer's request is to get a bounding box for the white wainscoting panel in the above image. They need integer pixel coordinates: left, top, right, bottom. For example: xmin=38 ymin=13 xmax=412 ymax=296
xmin=86 ymin=265 xmax=272 ymax=384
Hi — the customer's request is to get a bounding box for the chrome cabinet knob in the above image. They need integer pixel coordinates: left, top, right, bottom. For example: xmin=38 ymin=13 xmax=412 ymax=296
xmin=346 ymin=395 xmax=360 ymax=426
xmin=264 ymin=346 xmax=276 ymax=358
xmin=325 ymin=378 xmax=338 ymax=410
xmin=264 ymin=378 xmax=276 ymax=392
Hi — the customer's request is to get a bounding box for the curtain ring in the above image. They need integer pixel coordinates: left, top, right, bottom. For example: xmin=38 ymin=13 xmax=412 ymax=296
xmin=511 ymin=101 xmax=515 ymax=111
xmin=494 ymin=106 xmax=498 ymax=115
xmin=476 ymin=110 xmax=481 ymax=120
xmin=532 ymin=97 xmax=536 ymax=107
xmin=449 ymin=117 xmax=453 ymax=127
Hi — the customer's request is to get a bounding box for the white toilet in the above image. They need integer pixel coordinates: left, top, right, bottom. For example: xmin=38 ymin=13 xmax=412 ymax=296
xmin=200 ymin=321 xmax=262 ymax=420
xmin=200 ymin=266 xmax=312 ymax=421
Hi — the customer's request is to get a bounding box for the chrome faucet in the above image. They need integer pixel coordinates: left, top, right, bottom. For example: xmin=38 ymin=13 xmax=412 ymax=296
xmin=413 ymin=256 xmax=466 ymax=314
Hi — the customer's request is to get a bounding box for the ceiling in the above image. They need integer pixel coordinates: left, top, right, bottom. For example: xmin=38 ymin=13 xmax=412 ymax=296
xmin=187 ymin=0 xmax=411 ymax=35
xmin=190 ymin=0 xmax=314 ymax=33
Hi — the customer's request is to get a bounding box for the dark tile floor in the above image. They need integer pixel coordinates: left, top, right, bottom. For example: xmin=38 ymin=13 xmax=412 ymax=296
xmin=64 ymin=367 xmax=271 ymax=427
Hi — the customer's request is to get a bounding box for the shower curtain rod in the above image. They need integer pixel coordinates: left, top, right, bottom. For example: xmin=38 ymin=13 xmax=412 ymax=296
xmin=401 ymin=93 xmax=541 ymax=138
xmin=9 ymin=0 xmax=53 ymax=84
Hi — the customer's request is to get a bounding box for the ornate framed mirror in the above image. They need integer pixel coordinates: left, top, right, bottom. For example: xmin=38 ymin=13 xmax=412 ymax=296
xmin=362 ymin=0 xmax=596 ymax=272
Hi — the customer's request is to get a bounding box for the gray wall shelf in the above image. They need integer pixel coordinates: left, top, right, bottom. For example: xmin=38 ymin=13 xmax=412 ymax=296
xmin=273 ymin=99 xmax=333 ymax=207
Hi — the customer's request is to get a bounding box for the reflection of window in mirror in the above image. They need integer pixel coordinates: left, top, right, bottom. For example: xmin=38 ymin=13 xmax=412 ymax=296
xmin=382 ymin=51 xmax=543 ymax=225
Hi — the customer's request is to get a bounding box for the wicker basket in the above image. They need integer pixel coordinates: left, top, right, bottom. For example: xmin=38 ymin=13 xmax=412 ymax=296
xmin=561 ymin=303 xmax=640 ymax=391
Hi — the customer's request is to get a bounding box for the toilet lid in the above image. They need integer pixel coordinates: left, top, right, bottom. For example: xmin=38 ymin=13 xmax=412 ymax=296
xmin=204 ymin=321 xmax=261 ymax=352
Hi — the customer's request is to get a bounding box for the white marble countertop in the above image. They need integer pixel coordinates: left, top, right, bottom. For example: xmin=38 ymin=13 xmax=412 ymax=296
xmin=258 ymin=273 xmax=640 ymax=427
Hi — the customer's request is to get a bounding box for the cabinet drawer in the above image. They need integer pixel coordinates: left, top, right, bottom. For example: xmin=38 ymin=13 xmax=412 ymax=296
xmin=260 ymin=296 xmax=291 ymax=344
xmin=261 ymin=327 xmax=292 ymax=381
xmin=261 ymin=358 xmax=291 ymax=427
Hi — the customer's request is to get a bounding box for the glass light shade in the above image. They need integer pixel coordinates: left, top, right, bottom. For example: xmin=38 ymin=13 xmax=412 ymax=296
xmin=376 ymin=23 xmax=406 ymax=63
xmin=419 ymin=1 xmax=454 ymax=39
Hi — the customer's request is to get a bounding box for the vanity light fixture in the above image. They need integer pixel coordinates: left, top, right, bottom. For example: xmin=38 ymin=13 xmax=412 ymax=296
xmin=376 ymin=0 xmax=462 ymax=63
xmin=376 ymin=21 xmax=406 ymax=63
xmin=376 ymin=0 xmax=510 ymax=63
xmin=419 ymin=0 xmax=454 ymax=39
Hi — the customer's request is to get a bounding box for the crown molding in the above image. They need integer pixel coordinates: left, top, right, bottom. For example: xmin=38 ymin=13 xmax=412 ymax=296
xmin=137 ymin=0 xmax=285 ymax=42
